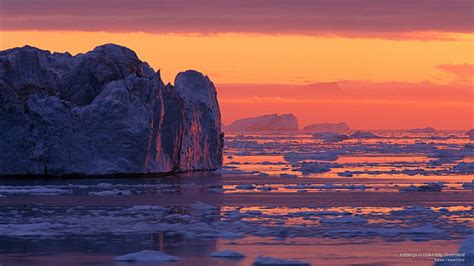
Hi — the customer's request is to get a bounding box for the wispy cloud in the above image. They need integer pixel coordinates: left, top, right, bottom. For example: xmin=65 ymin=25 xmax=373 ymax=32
xmin=436 ymin=64 xmax=474 ymax=78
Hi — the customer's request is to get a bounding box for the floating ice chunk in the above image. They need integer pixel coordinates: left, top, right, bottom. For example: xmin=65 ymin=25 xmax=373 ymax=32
xmin=215 ymin=231 xmax=245 ymax=239
xmin=191 ymin=201 xmax=218 ymax=210
xmin=295 ymin=162 xmax=337 ymax=174
xmin=284 ymin=152 xmax=338 ymax=162
xmin=257 ymin=186 xmax=273 ymax=191
xmin=222 ymin=169 xmax=260 ymax=175
xmin=460 ymin=235 xmax=474 ymax=261
xmin=236 ymin=184 xmax=256 ymax=190
xmin=280 ymin=173 xmax=298 ymax=178
xmin=125 ymin=205 xmax=165 ymax=212
xmin=114 ymin=250 xmax=179 ymax=262
xmin=245 ymin=210 xmax=263 ymax=215
xmin=209 ymin=250 xmax=245 ymax=258
xmin=452 ymin=162 xmax=474 ymax=174
xmin=390 ymin=206 xmax=435 ymax=216
xmin=289 ymin=210 xmax=352 ymax=216
xmin=401 ymin=169 xmax=428 ymax=176
xmin=0 ymin=222 xmax=58 ymax=236
xmin=408 ymin=225 xmax=443 ymax=235
xmin=462 ymin=180 xmax=474 ymax=190
xmin=312 ymin=132 xmax=349 ymax=142
xmin=399 ymin=182 xmax=442 ymax=192
xmin=408 ymin=127 xmax=436 ymax=133
xmin=350 ymin=131 xmax=380 ymax=139
xmin=337 ymin=171 xmax=354 ymax=177
xmin=320 ymin=216 xmax=367 ymax=225
xmin=436 ymin=234 xmax=474 ymax=265
xmin=253 ymin=256 xmax=310 ymax=266
xmin=0 ymin=186 xmax=71 ymax=195
xmin=467 ymin=129 xmax=474 ymax=140
xmin=88 ymin=189 xmax=132 ymax=196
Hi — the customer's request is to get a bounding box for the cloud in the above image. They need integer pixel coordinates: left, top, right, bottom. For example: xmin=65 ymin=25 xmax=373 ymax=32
xmin=1 ymin=0 xmax=473 ymax=38
xmin=436 ymin=64 xmax=474 ymax=78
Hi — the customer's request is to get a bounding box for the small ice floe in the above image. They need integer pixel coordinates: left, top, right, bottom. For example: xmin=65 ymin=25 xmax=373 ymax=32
xmin=428 ymin=149 xmax=464 ymax=164
xmin=285 ymin=184 xmax=313 ymax=190
xmin=462 ymin=180 xmax=474 ymax=190
xmin=399 ymin=182 xmax=443 ymax=192
xmin=313 ymin=183 xmax=366 ymax=191
xmin=390 ymin=206 xmax=435 ymax=216
xmin=452 ymin=162 xmax=474 ymax=174
xmin=191 ymin=201 xmax=218 ymax=210
xmin=221 ymin=168 xmax=259 ymax=175
xmin=114 ymin=250 xmax=179 ymax=262
xmin=401 ymin=169 xmax=427 ymax=176
xmin=289 ymin=210 xmax=352 ymax=217
xmin=125 ymin=205 xmax=165 ymax=212
xmin=0 ymin=186 xmax=71 ymax=195
xmin=462 ymin=144 xmax=474 ymax=156
xmin=253 ymin=256 xmax=310 ymax=266
xmin=236 ymin=184 xmax=256 ymax=190
xmin=280 ymin=173 xmax=298 ymax=178
xmin=257 ymin=186 xmax=273 ymax=192
xmin=320 ymin=216 xmax=368 ymax=225
xmin=436 ymin=234 xmax=474 ymax=265
xmin=209 ymin=250 xmax=245 ymax=258
xmin=295 ymin=161 xmax=337 ymax=174
xmin=337 ymin=171 xmax=354 ymax=177
xmin=88 ymin=189 xmax=132 ymax=196
xmin=467 ymin=129 xmax=474 ymax=140
xmin=350 ymin=131 xmax=380 ymax=139
xmin=284 ymin=152 xmax=338 ymax=162
xmin=214 ymin=231 xmax=244 ymax=239
xmin=408 ymin=127 xmax=436 ymax=134
xmin=407 ymin=225 xmax=444 ymax=235
xmin=312 ymin=132 xmax=349 ymax=142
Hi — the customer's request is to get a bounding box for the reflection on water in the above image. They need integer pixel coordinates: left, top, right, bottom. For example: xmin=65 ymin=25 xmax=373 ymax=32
xmin=0 ymin=131 xmax=472 ymax=265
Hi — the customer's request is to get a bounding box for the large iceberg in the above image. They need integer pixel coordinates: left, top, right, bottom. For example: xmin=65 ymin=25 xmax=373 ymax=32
xmin=0 ymin=44 xmax=223 ymax=176
xmin=224 ymin=113 xmax=298 ymax=132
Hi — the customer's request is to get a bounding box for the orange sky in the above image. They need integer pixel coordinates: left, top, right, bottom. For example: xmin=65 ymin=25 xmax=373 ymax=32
xmin=1 ymin=30 xmax=473 ymax=129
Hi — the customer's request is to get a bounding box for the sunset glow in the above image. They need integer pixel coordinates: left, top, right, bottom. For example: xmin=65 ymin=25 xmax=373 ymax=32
xmin=1 ymin=0 xmax=472 ymax=129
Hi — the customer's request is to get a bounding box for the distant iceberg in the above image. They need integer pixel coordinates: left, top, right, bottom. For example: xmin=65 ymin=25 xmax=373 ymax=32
xmin=303 ymin=122 xmax=350 ymax=132
xmin=408 ymin=127 xmax=436 ymax=133
xmin=224 ymin=113 xmax=298 ymax=132
xmin=350 ymin=131 xmax=381 ymax=139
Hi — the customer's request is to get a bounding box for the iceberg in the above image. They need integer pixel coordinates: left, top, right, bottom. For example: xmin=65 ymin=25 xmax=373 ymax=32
xmin=0 ymin=44 xmax=223 ymax=176
xmin=303 ymin=122 xmax=350 ymax=132
xmin=224 ymin=114 xmax=298 ymax=132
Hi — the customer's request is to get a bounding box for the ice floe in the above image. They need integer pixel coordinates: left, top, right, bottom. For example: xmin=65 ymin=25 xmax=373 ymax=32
xmin=253 ymin=256 xmax=310 ymax=266
xmin=114 ymin=250 xmax=179 ymax=262
xmin=209 ymin=250 xmax=245 ymax=258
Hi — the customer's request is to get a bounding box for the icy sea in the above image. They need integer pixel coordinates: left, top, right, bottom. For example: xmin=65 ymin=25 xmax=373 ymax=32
xmin=1 ymin=131 xmax=473 ymax=266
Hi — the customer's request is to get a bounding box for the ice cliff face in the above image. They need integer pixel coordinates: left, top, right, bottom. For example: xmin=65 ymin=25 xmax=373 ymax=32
xmin=224 ymin=114 xmax=298 ymax=132
xmin=0 ymin=44 xmax=223 ymax=176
